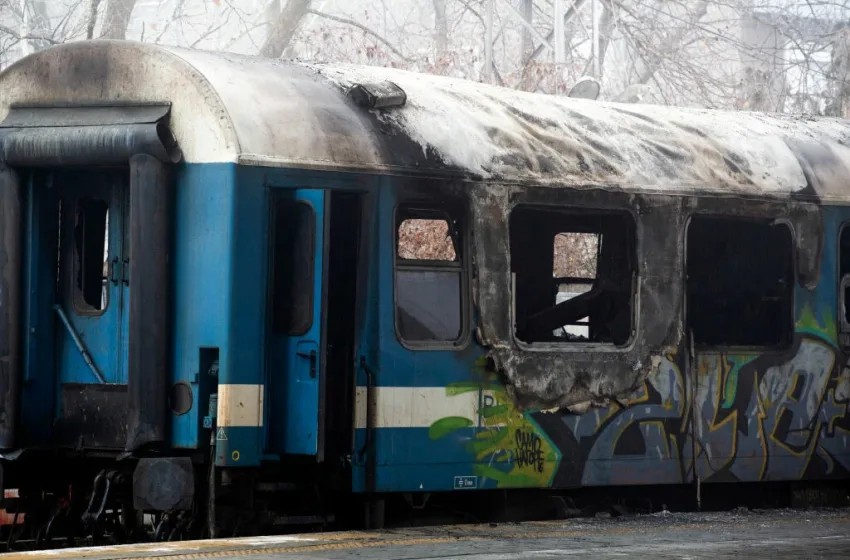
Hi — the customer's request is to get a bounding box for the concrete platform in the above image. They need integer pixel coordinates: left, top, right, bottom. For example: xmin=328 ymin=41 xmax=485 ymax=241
xmin=3 ymin=508 xmax=849 ymax=559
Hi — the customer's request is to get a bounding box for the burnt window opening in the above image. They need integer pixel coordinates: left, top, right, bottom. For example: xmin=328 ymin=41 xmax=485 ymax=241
xmin=395 ymin=206 xmax=465 ymax=344
xmin=553 ymin=233 xmax=600 ymax=340
xmin=839 ymin=225 xmax=850 ymax=333
xmin=687 ymin=216 xmax=793 ymax=348
xmin=73 ymin=198 xmax=109 ymax=313
xmin=511 ymin=206 xmax=636 ymax=345
xmin=271 ymin=200 xmax=316 ymax=335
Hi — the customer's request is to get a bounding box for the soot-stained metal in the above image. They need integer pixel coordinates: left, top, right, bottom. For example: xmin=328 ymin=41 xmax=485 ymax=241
xmin=0 ymin=164 xmax=22 ymax=448
xmin=326 ymin=71 xmax=838 ymax=413
xmin=469 ymin=189 xmax=826 ymax=412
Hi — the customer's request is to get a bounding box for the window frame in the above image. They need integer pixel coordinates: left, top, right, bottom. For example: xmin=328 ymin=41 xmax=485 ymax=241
xmin=392 ymin=201 xmax=471 ymax=351
xmin=269 ymin=198 xmax=317 ymax=337
xmin=684 ymin=213 xmax=796 ymax=352
xmin=70 ymin=196 xmax=110 ymax=317
xmin=509 ymin=203 xmax=639 ymax=352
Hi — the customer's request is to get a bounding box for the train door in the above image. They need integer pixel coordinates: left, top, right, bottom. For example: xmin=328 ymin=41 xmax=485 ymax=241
xmin=52 ymin=169 xmax=131 ymax=448
xmin=267 ymin=189 xmax=327 ymax=457
xmin=265 ymin=188 xmax=363 ymax=461
xmin=686 ymin=214 xmax=795 ymax=483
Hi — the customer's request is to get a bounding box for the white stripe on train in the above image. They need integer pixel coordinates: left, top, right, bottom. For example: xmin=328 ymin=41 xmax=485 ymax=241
xmin=215 ymin=384 xmax=491 ymax=430
xmin=354 ymin=387 xmax=488 ymax=430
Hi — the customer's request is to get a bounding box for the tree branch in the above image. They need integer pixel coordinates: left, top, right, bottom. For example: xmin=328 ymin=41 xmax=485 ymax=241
xmin=0 ymin=23 xmax=60 ymax=45
xmin=307 ymin=9 xmax=413 ymax=62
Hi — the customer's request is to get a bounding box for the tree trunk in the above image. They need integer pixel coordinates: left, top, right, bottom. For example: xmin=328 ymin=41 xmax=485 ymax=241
xmin=433 ymin=0 xmax=448 ymax=59
xmin=101 ymin=0 xmax=137 ymax=40
xmin=87 ymin=0 xmax=102 ymax=40
xmin=260 ymin=0 xmax=312 ymax=58
xmin=590 ymin=3 xmax=613 ymax=78
xmin=520 ymin=0 xmax=533 ymax=60
xmin=827 ymin=28 xmax=850 ymax=117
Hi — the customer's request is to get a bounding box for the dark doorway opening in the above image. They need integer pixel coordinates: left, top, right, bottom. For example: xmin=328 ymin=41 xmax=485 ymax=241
xmin=323 ymin=192 xmax=362 ymax=472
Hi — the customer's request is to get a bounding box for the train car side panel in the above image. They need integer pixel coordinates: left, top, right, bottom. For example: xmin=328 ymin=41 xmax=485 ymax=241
xmin=170 ymin=163 xmax=237 ymax=451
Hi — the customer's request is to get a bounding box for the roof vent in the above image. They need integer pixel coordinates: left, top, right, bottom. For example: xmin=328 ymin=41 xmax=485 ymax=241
xmin=348 ymin=81 xmax=407 ymax=109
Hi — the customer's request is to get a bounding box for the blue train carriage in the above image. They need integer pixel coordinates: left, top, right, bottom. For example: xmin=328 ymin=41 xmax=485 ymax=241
xmin=0 ymin=39 xmax=848 ymax=538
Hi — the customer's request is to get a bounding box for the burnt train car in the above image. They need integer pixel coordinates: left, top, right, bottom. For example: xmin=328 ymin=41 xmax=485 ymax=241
xmin=0 ymin=39 xmax=849 ymax=542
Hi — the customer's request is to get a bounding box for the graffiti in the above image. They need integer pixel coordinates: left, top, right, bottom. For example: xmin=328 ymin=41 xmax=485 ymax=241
xmin=430 ymin=304 xmax=850 ymax=490
xmin=428 ymin=359 xmax=559 ymax=488
xmin=692 ymin=306 xmax=850 ymax=483
xmin=514 ymin=430 xmax=545 ymax=473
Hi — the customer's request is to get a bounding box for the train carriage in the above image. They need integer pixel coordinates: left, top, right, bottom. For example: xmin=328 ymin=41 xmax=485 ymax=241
xmin=0 ymin=39 xmax=848 ymax=542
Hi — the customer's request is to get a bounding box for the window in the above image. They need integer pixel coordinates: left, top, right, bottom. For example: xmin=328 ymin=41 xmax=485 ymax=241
xmin=686 ymin=216 xmax=793 ymax=347
xmin=73 ymin=198 xmax=109 ymax=313
xmin=271 ymin=200 xmax=315 ymax=335
xmin=395 ymin=207 xmax=465 ymax=344
xmin=838 ymin=225 xmax=850 ymax=338
xmin=510 ymin=206 xmax=636 ymax=345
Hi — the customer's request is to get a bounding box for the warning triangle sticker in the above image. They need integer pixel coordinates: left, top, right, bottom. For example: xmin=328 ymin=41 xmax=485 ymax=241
xmin=216 ymin=427 xmax=228 ymax=441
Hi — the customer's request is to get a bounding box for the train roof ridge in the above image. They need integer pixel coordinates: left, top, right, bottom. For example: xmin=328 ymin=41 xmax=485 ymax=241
xmin=1 ymin=40 xmax=849 ymax=202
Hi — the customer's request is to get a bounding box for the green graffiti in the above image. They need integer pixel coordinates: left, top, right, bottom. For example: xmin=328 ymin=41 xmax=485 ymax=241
xmin=797 ymin=305 xmax=836 ymax=344
xmin=721 ymin=355 xmax=757 ymax=409
xmin=429 ymin=366 xmax=561 ymax=489
xmin=479 ymin=404 xmax=509 ymax=418
xmin=428 ymin=416 xmax=474 ymax=440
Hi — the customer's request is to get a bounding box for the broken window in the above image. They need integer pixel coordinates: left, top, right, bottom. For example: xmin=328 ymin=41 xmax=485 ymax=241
xmin=395 ymin=207 xmax=465 ymax=344
xmin=73 ymin=197 xmax=109 ymax=313
xmin=553 ymin=233 xmax=600 ymax=340
xmin=686 ymin=216 xmax=793 ymax=347
xmin=838 ymin=225 xmax=850 ymax=339
xmin=510 ymin=206 xmax=636 ymax=345
xmin=270 ymin=200 xmax=316 ymax=335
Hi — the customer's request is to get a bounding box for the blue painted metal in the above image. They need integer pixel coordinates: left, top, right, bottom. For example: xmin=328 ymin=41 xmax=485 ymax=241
xmin=267 ymin=188 xmax=326 ymax=457
xmin=214 ymin=172 xmax=269 ymax=466
xmin=369 ymin=185 xmax=481 ymax=388
xmin=169 ymin=163 xmax=236 ymax=451
xmin=53 ymin=304 xmax=105 ymax=383
xmin=352 ymin=427 xmax=489 ymax=492
xmin=351 ymin=181 xmax=487 ymax=493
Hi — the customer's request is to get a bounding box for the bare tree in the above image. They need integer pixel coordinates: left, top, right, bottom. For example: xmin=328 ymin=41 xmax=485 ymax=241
xmin=101 ymin=0 xmax=136 ymax=40
xmin=827 ymin=27 xmax=850 ymax=117
xmin=261 ymin=0 xmax=311 ymax=58
xmin=433 ymin=0 xmax=448 ymax=60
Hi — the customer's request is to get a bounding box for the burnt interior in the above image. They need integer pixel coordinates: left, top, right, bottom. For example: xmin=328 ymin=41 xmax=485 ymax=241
xmin=686 ymin=215 xmax=794 ymax=348
xmin=840 ymin=226 xmax=850 ymax=327
xmin=324 ymin=192 xmax=362 ymax=463
xmin=73 ymin=197 xmax=109 ymax=312
xmin=510 ymin=205 xmax=636 ymax=345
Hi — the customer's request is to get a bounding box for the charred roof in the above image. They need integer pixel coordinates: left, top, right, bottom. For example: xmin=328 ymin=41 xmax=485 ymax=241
xmin=2 ymin=40 xmax=850 ymax=201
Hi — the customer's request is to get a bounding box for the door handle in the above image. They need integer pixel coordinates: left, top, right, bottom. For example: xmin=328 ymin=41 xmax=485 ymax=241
xmin=110 ymin=257 xmax=119 ymax=284
xmin=297 ymin=348 xmax=317 ymax=378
